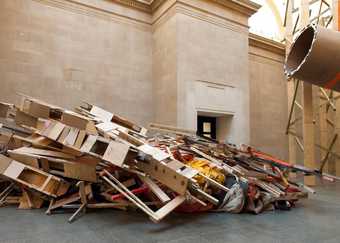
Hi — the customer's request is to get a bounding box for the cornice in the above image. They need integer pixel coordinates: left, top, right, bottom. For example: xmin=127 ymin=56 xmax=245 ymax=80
xmin=209 ymin=0 xmax=261 ymax=17
xmin=109 ymin=0 xmax=151 ymax=13
xmin=33 ymin=0 xmax=151 ymax=27
xmin=249 ymin=33 xmax=285 ymax=56
xmin=110 ymin=0 xmax=261 ymax=16
xmin=33 ymin=0 xmax=260 ymax=31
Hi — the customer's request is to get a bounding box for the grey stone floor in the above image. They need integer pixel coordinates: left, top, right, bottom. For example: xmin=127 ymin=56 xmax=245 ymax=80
xmin=1 ymin=182 xmax=340 ymax=243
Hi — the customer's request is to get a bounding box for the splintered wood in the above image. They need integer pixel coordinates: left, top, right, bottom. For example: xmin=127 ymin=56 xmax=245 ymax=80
xmin=0 ymin=95 xmax=335 ymax=223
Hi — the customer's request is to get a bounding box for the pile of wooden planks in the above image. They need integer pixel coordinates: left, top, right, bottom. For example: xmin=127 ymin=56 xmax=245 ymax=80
xmin=0 ymin=95 xmax=336 ymax=222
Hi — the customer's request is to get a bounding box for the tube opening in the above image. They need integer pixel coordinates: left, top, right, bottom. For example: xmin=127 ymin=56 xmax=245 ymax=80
xmin=285 ymin=26 xmax=316 ymax=76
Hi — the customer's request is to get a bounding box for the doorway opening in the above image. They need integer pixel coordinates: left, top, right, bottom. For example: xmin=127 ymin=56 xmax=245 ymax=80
xmin=197 ymin=116 xmax=216 ymax=139
xmin=196 ymin=111 xmax=233 ymax=143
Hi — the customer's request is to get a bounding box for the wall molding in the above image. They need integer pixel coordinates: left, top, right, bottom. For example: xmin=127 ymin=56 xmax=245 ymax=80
xmin=175 ymin=2 xmax=249 ymax=33
xmin=84 ymin=0 xmax=261 ymax=17
xmin=152 ymin=0 xmax=249 ymax=34
xmin=32 ymin=0 xmax=258 ymax=34
xmin=151 ymin=0 xmax=260 ymax=15
xmin=110 ymin=0 xmax=151 ymax=13
xmin=32 ymin=0 xmax=152 ymax=29
xmin=249 ymin=33 xmax=285 ymax=56
xmin=249 ymin=52 xmax=284 ymax=64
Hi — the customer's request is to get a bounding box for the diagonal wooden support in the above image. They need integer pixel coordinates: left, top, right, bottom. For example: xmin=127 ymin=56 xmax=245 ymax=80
xmin=0 ymin=182 xmax=15 ymax=205
xmin=68 ymin=181 xmax=89 ymax=223
xmin=320 ymin=88 xmax=336 ymax=111
xmin=320 ymin=134 xmax=338 ymax=172
xmin=102 ymin=170 xmax=186 ymax=222
xmin=286 ymin=80 xmax=300 ymax=134
xmin=294 ymin=136 xmax=304 ymax=152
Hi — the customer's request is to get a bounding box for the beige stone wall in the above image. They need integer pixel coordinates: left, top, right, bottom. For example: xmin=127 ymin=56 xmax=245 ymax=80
xmin=249 ymin=35 xmax=288 ymax=159
xmin=152 ymin=7 xmax=178 ymax=125
xmin=0 ymin=0 xmax=153 ymax=125
xmin=174 ymin=1 xmax=251 ymax=145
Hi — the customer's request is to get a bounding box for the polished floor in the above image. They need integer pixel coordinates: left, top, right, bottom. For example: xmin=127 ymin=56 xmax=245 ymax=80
xmin=1 ymin=182 xmax=340 ymax=243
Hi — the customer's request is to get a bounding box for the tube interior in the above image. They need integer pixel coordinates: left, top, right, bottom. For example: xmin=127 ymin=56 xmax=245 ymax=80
xmin=285 ymin=26 xmax=316 ymax=75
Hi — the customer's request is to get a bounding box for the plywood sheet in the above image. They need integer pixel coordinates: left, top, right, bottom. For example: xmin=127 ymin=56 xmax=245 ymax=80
xmin=64 ymin=127 xmax=79 ymax=146
xmin=74 ymin=130 xmax=86 ymax=149
xmin=138 ymin=144 xmax=169 ymax=161
xmin=47 ymin=122 xmax=65 ymax=140
xmin=62 ymin=111 xmax=89 ymax=130
xmin=28 ymin=101 xmax=50 ymax=118
xmin=8 ymin=151 xmax=39 ymax=168
xmin=3 ymin=161 xmax=25 ymax=178
xmin=81 ymin=135 xmax=97 ymax=152
xmin=58 ymin=127 xmax=70 ymax=144
xmin=0 ymin=154 xmax=13 ymax=174
xmin=154 ymin=195 xmax=186 ymax=220
xmin=64 ymin=162 xmax=97 ymax=182
xmin=13 ymin=147 xmax=75 ymax=160
xmin=102 ymin=141 xmax=129 ymax=167
xmin=15 ymin=110 xmax=37 ymax=128
xmin=90 ymin=106 xmax=113 ymax=122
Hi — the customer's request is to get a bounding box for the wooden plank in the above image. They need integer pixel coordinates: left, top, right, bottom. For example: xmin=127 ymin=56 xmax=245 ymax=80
xmin=112 ymin=114 xmax=143 ymax=134
xmin=102 ymin=174 xmax=158 ymax=221
xmin=12 ymin=147 xmax=75 ymax=160
xmin=58 ymin=127 xmax=71 ymax=144
xmin=62 ymin=111 xmax=90 ymax=130
xmin=331 ymin=1 xmax=340 ymax=177
xmin=74 ymin=130 xmax=86 ymax=149
xmin=40 ymin=175 xmax=53 ymax=191
xmin=19 ymin=190 xmax=44 ymax=209
xmin=28 ymin=100 xmax=50 ymax=118
xmin=117 ymin=129 xmax=144 ymax=147
xmin=50 ymin=193 xmax=80 ymax=210
xmin=78 ymin=181 xmax=87 ymax=205
xmin=9 ymin=148 xmax=96 ymax=181
xmin=138 ymin=175 xmax=170 ymax=203
xmin=136 ymin=158 xmax=188 ymax=195
xmin=102 ymin=141 xmax=129 ymax=167
xmin=96 ymin=122 xmax=116 ymax=133
xmin=15 ymin=110 xmax=38 ymax=128
xmin=90 ymin=106 xmax=113 ymax=122
xmin=154 ymin=195 xmax=186 ymax=221
xmin=138 ymin=144 xmax=169 ymax=161
xmin=1 ymin=158 xmax=69 ymax=197
xmin=42 ymin=121 xmax=56 ymax=137
xmin=40 ymin=158 xmax=50 ymax=172
xmin=3 ymin=161 xmax=25 ymax=178
xmin=81 ymin=135 xmax=97 ymax=152
xmin=303 ymin=83 xmax=316 ymax=185
xmin=47 ymin=122 xmax=65 ymax=141
xmin=8 ymin=151 xmax=39 ymax=168
xmin=0 ymin=155 xmax=13 ymax=174
xmin=0 ymin=103 xmax=10 ymax=118
xmin=64 ymin=127 xmax=79 ymax=146
xmin=64 ymin=160 xmax=97 ymax=182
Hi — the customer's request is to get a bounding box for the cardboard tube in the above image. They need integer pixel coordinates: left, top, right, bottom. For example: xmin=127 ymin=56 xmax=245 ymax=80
xmin=285 ymin=25 xmax=340 ymax=92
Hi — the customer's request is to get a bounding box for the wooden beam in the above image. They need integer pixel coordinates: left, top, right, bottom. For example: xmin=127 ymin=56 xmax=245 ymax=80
xmin=299 ymin=0 xmax=316 ymax=186
xmin=331 ymin=0 xmax=340 ymax=176
xmin=285 ymin=0 xmax=297 ymax=174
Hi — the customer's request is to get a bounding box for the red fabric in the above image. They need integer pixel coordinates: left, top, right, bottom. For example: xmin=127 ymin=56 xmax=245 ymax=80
xmin=111 ymin=186 xmax=149 ymax=201
xmin=176 ymin=202 xmax=214 ymax=213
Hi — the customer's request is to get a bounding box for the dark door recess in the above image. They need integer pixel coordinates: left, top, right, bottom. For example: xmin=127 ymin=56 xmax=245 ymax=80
xmin=197 ymin=116 xmax=216 ymax=139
